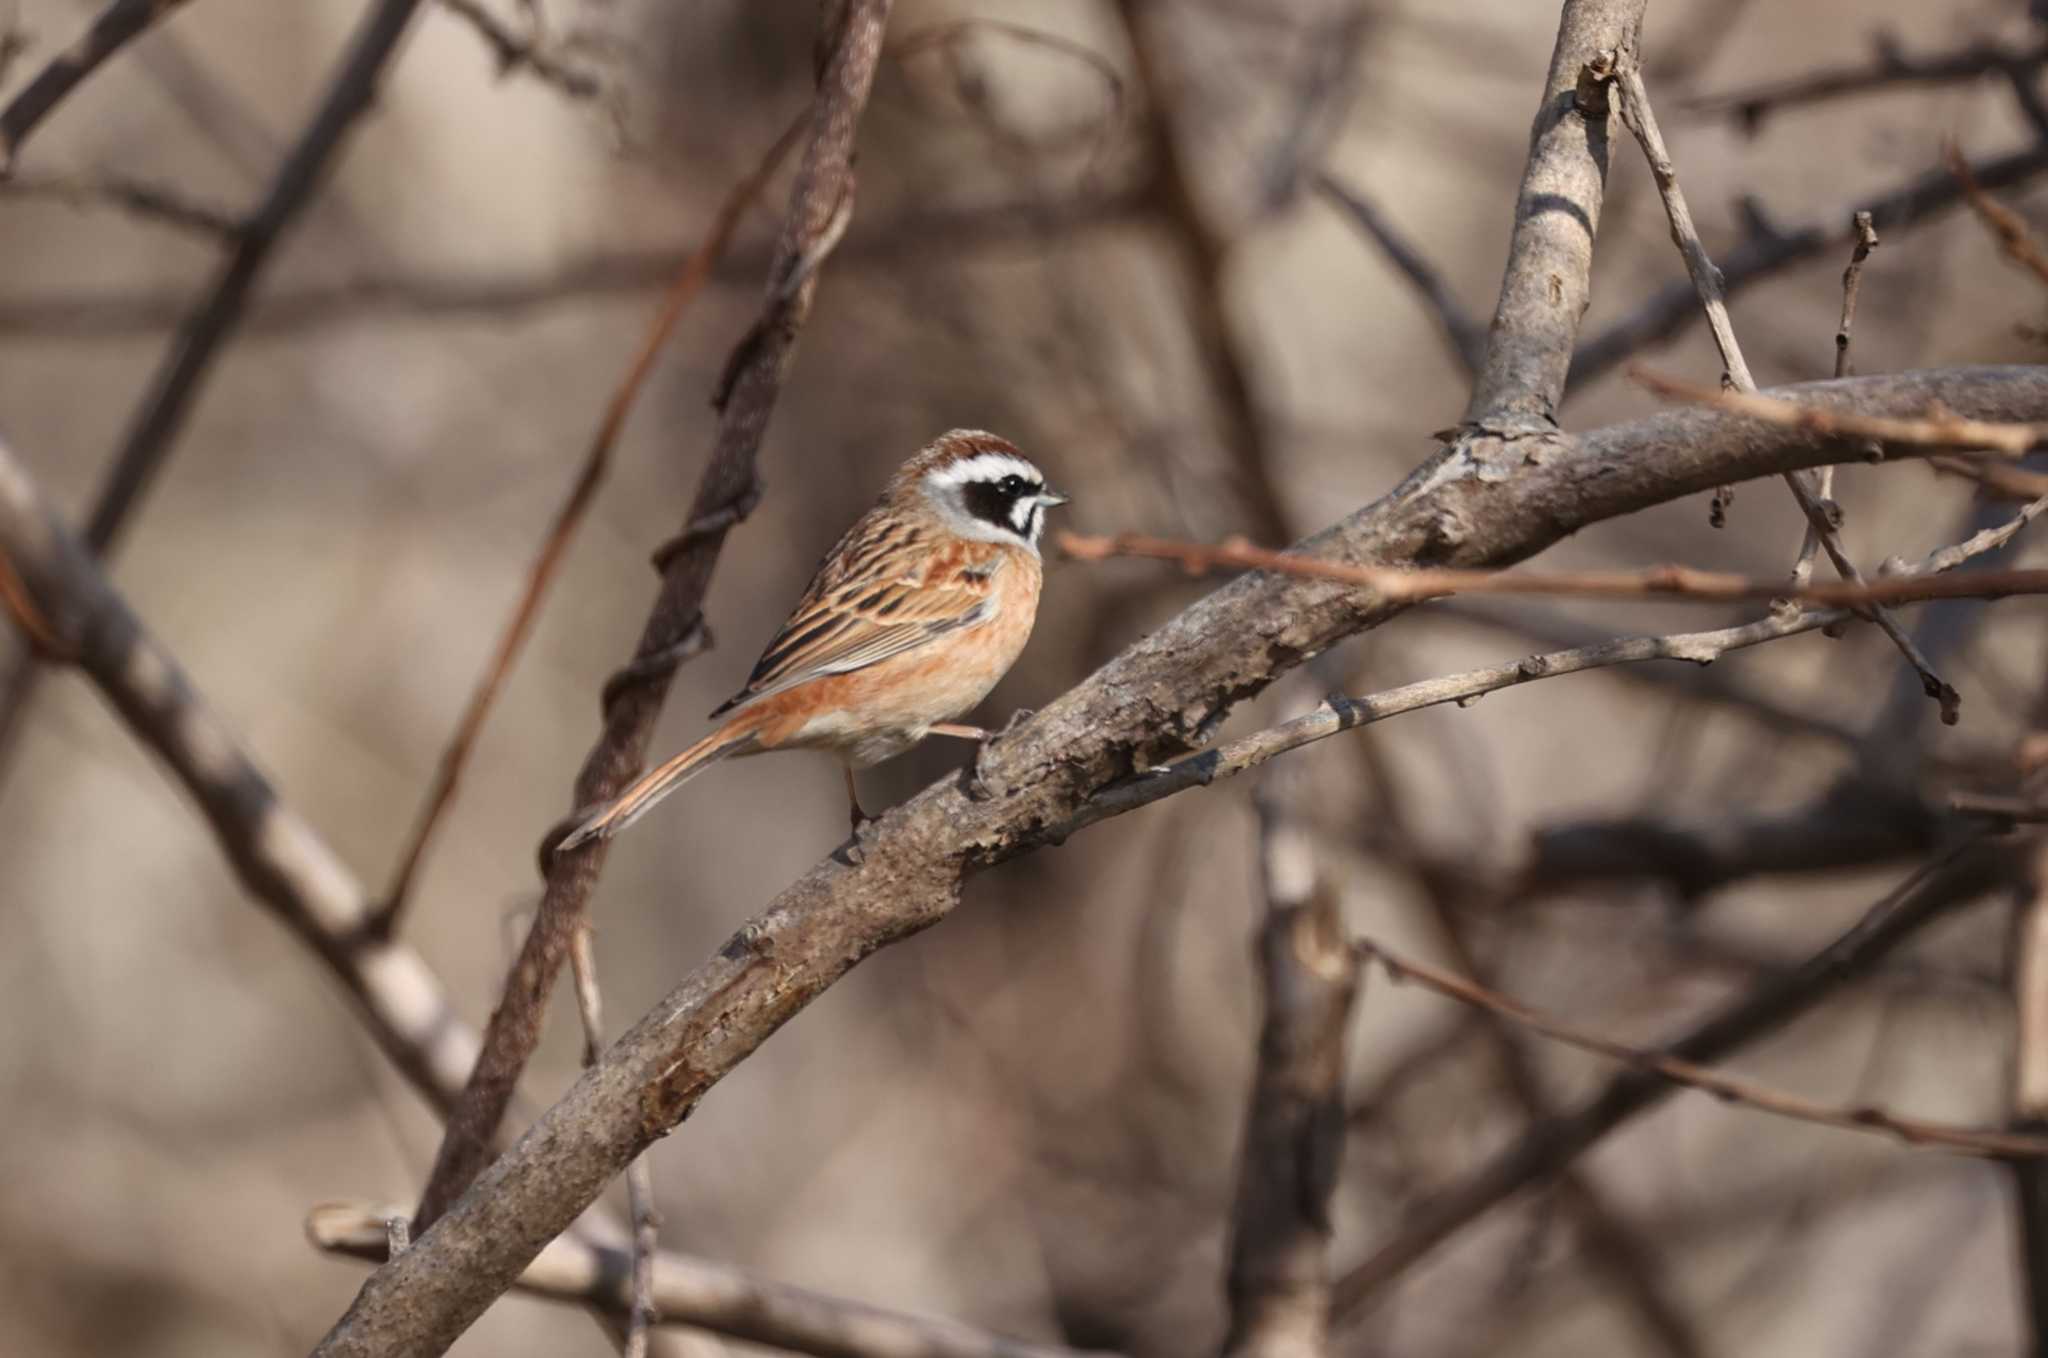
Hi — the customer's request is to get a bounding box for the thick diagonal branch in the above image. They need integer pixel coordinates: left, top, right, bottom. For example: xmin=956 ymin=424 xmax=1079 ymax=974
xmin=307 ymin=366 xmax=2048 ymax=1358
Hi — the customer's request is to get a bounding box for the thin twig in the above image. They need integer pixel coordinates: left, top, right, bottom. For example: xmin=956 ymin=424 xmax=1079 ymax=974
xmin=568 ymin=927 xmax=658 ymax=1358
xmin=434 ymin=0 xmax=607 ymax=101
xmin=307 ymin=1202 xmax=1112 ymax=1358
xmin=1682 ymin=32 xmax=2048 ymax=132
xmin=1614 ymin=61 xmax=1958 ymax=719
xmin=0 ymin=168 xmax=241 ymax=236
xmin=1355 ymin=935 xmax=2048 ymax=1157
xmin=1833 ymin=210 xmax=1881 ymax=379
xmin=1056 ymin=530 xmax=2048 ymax=611
xmin=1314 ymin=171 xmax=1486 ymax=375
xmin=0 ymin=0 xmax=196 ymax=171
xmin=1931 ymin=457 xmax=2048 ymax=502
xmin=1948 ymin=140 xmax=2048 ymax=289
xmin=1794 ymin=211 xmax=1881 ymax=586
xmin=371 ymin=113 xmax=804 ymax=935
xmin=411 ymin=0 xmax=893 ymax=1234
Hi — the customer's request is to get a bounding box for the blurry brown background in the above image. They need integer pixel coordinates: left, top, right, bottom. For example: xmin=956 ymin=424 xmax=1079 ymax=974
xmin=3 ymin=0 xmax=2046 ymax=1353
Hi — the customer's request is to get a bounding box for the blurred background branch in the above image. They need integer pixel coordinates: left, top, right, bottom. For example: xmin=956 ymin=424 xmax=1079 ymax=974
xmin=7 ymin=1 xmax=2048 ymax=1356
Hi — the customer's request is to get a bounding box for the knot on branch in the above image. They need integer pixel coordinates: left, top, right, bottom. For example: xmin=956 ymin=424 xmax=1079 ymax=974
xmin=651 ymin=481 xmax=766 ymax=572
xmin=599 ymin=618 xmax=716 ymax=717
xmin=1575 ymin=50 xmax=1618 ymax=116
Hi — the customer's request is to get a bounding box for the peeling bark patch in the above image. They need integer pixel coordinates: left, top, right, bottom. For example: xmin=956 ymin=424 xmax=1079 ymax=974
xmin=640 ymin=1065 xmax=702 ymax=1137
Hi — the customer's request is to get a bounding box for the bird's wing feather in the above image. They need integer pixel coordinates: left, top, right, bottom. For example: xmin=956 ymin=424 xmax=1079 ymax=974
xmin=710 ymin=512 xmax=1004 ymax=715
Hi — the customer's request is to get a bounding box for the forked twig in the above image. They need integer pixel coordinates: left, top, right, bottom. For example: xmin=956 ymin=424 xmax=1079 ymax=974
xmin=0 ymin=0 xmax=196 ymax=171
xmin=1060 ymin=484 xmax=2045 ymax=834
xmin=1794 ymin=211 xmax=1881 ymax=587
xmin=1614 ymin=60 xmax=1958 ymax=721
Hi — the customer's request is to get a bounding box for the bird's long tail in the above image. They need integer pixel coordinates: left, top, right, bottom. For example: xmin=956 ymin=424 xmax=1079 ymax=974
xmin=556 ymin=720 xmax=759 ymax=850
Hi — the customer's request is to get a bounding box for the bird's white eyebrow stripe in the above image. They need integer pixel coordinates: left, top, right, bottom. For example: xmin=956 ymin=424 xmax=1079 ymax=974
xmin=924 ymin=452 xmax=1043 ymax=488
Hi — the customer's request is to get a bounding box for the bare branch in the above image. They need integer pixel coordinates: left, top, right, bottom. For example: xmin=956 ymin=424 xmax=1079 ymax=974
xmin=1114 ymin=0 xmax=1292 ymax=540
xmin=1571 ymin=141 xmax=2048 ymax=387
xmin=411 ymin=0 xmax=893 ymax=1234
xmin=1948 ymin=140 xmax=2048 ymax=290
xmin=1055 ymin=530 xmax=2048 ymax=611
xmin=0 ymin=0 xmax=195 ymax=171
xmin=1683 ymin=32 xmax=2048 ymax=132
xmin=0 ymin=0 xmax=430 ymax=784
xmin=1356 ymin=934 xmax=2048 ymax=1157
xmin=308 ymin=1202 xmax=1111 ymax=1358
xmin=85 ymin=0 xmax=426 ymax=558
xmin=1379 ymin=816 xmax=1705 ymax=1358
xmin=1461 ymin=1 xmax=1644 ymax=429
xmin=1332 ymin=843 xmax=2018 ymax=1319
xmin=1223 ymin=778 xmax=1360 ymax=1358
xmin=1613 ymin=59 xmax=1956 ymax=718
xmin=372 ymin=112 xmax=804 ymax=935
xmin=1313 ymin=172 xmax=1485 ymax=376
xmin=0 ymin=427 xmax=481 ymax=1113
xmin=0 ymin=186 xmax=1151 ymax=338
xmin=1057 ymin=474 xmax=2044 ymax=836
xmin=1833 ymin=210 xmax=1881 ymax=380
xmin=308 ymin=362 xmax=2048 ymax=1357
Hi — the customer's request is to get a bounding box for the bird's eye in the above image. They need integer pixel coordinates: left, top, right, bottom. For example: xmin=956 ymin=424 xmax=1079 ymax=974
xmin=998 ymin=475 xmax=1024 ymax=494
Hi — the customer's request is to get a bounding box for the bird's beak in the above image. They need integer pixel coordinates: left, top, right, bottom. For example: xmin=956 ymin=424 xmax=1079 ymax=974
xmin=1039 ymin=489 xmax=1071 ymax=508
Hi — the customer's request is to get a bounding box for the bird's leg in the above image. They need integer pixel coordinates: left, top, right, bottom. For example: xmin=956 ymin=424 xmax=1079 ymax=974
xmin=844 ymin=766 xmax=872 ymax=831
xmin=840 ymin=766 xmax=876 ymax=865
xmin=953 ymin=712 xmax=1032 ymax=803
xmin=928 ymin=723 xmax=990 ymax=741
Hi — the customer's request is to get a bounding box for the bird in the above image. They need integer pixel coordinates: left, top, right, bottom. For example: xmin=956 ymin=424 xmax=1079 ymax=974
xmin=557 ymin=430 xmax=1068 ymax=850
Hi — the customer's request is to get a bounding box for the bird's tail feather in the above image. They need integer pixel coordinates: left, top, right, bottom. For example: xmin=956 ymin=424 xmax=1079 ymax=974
xmin=557 ymin=722 xmax=759 ymax=850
